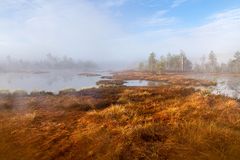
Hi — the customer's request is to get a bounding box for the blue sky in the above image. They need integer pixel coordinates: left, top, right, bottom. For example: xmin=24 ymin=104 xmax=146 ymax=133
xmin=94 ymin=0 xmax=240 ymax=31
xmin=0 ymin=0 xmax=240 ymax=63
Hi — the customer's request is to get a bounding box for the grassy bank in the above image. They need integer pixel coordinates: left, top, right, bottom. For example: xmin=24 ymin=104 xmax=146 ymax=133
xmin=0 ymin=71 xmax=240 ymax=160
xmin=112 ymin=70 xmax=217 ymax=86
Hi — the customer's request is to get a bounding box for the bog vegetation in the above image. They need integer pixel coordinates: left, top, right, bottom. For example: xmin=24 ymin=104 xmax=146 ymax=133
xmin=0 ymin=71 xmax=240 ymax=160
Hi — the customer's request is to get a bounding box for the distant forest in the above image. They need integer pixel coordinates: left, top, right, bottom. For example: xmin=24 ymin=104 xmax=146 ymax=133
xmin=0 ymin=53 xmax=97 ymax=72
xmin=139 ymin=51 xmax=240 ymax=73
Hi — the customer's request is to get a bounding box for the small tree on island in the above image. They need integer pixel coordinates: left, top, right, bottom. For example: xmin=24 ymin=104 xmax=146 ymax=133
xmin=157 ymin=56 xmax=166 ymax=73
xmin=148 ymin=52 xmax=157 ymax=73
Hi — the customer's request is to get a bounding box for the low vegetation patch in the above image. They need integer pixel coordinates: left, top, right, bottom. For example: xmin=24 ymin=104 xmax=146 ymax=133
xmin=112 ymin=71 xmax=216 ymax=87
xmin=0 ymin=84 xmax=240 ymax=159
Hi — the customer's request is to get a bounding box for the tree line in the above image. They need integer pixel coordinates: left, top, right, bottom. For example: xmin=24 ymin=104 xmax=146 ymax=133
xmin=0 ymin=53 xmax=97 ymax=72
xmin=139 ymin=51 xmax=240 ymax=73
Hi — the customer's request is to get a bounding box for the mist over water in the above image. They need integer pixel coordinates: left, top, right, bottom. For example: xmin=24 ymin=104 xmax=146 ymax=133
xmin=0 ymin=0 xmax=240 ymax=97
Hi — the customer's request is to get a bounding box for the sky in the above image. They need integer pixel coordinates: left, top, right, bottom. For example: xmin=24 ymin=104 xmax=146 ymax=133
xmin=0 ymin=0 xmax=240 ymax=63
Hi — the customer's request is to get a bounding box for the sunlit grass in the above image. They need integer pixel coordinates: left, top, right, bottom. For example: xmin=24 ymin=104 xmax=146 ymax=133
xmin=0 ymin=74 xmax=240 ymax=159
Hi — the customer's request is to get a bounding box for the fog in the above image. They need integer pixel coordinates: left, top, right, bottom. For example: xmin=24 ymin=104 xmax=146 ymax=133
xmin=0 ymin=0 xmax=240 ymax=68
xmin=0 ymin=0 xmax=122 ymax=63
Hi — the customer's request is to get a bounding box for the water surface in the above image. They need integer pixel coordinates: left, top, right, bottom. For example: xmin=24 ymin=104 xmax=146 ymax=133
xmin=126 ymin=80 xmax=168 ymax=87
xmin=0 ymin=70 xmax=107 ymax=93
xmin=187 ymin=74 xmax=240 ymax=99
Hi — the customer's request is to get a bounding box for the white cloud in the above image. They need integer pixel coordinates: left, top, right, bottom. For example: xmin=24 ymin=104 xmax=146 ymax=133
xmin=171 ymin=0 xmax=188 ymax=8
xmin=140 ymin=10 xmax=176 ymax=27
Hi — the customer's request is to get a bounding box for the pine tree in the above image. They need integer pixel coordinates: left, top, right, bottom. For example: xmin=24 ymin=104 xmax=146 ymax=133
xmin=148 ymin=52 xmax=157 ymax=73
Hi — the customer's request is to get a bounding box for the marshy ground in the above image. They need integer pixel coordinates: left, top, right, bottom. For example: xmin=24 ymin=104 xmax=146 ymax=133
xmin=1 ymin=71 xmax=240 ymax=160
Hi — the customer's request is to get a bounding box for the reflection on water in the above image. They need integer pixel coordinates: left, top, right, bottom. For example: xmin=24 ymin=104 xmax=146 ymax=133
xmin=188 ymin=74 xmax=240 ymax=99
xmin=0 ymin=71 xmax=108 ymax=93
xmin=126 ymin=80 xmax=168 ymax=87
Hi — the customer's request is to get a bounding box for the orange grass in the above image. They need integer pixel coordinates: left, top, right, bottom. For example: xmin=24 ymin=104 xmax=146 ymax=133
xmin=0 ymin=73 xmax=239 ymax=160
